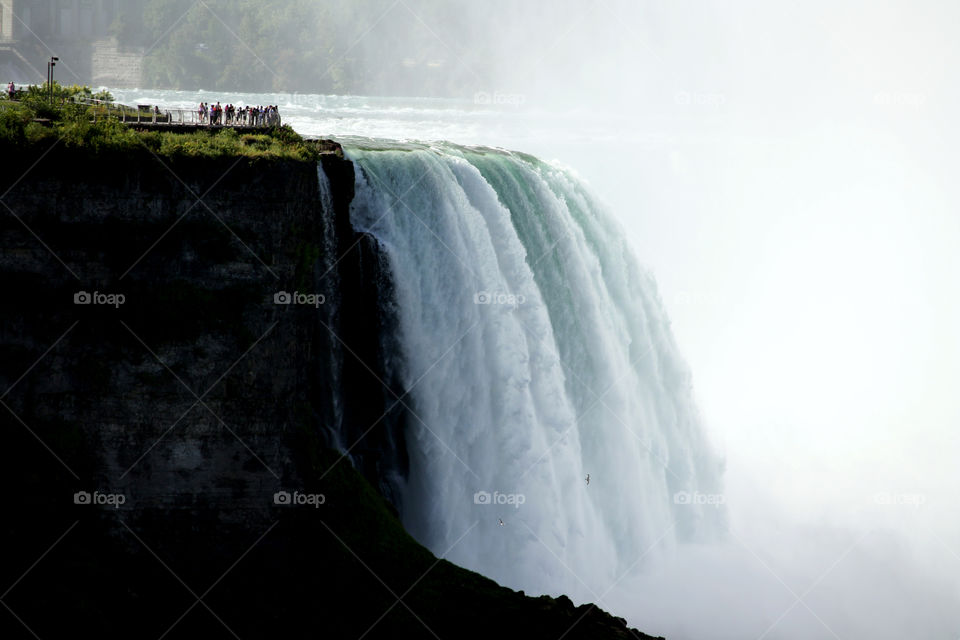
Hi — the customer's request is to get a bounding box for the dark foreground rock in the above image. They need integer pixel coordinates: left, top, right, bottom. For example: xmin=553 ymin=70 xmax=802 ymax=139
xmin=0 ymin=142 xmax=663 ymax=639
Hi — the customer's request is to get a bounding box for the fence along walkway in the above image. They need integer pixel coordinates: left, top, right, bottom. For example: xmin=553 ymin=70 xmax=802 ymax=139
xmin=75 ymin=97 xmax=281 ymax=129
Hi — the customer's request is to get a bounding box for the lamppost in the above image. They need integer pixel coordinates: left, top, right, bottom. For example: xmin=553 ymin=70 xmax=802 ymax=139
xmin=47 ymin=56 xmax=59 ymax=104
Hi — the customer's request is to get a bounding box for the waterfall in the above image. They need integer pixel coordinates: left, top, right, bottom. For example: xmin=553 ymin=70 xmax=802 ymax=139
xmin=340 ymin=141 xmax=724 ymax=600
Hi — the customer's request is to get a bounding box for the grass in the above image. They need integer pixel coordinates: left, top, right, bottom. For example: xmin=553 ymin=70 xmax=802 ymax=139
xmin=1 ymin=83 xmax=318 ymax=161
xmin=136 ymin=126 xmax=319 ymax=160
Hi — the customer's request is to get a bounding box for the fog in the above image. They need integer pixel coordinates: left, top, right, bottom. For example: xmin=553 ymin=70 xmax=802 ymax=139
xmin=102 ymin=0 xmax=960 ymax=636
xmin=573 ymin=4 xmax=953 ymax=639
xmin=352 ymin=1 xmax=960 ymax=638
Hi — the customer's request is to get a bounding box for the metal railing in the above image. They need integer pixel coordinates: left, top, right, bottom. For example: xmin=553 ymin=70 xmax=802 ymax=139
xmin=73 ymin=97 xmax=280 ymax=128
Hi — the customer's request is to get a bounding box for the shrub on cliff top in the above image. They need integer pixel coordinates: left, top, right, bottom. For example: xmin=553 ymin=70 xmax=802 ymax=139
xmin=0 ymin=103 xmax=31 ymax=145
xmin=2 ymin=85 xmax=316 ymax=161
xmin=59 ymin=116 xmax=141 ymax=153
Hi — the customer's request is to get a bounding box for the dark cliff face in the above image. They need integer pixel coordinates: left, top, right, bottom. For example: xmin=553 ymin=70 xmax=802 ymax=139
xmin=0 ymin=145 xmax=657 ymax=639
xmin=1 ymin=146 xmax=338 ymax=636
xmin=1 ymin=143 xmax=406 ymax=510
xmin=319 ymin=154 xmax=411 ymax=510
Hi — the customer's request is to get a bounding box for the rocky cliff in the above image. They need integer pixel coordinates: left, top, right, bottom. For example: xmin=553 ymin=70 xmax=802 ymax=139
xmin=0 ymin=143 xmax=660 ymax=639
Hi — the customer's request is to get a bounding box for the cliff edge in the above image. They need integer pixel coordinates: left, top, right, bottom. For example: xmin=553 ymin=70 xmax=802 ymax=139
xmin=0 ymin=143 xmax=661 ymax=639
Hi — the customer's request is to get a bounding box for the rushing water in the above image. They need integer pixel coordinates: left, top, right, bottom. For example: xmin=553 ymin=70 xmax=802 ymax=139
xmin=111 ymin=87 xmax=724 ymax=607
xmin=347 ymin=140 xmax=724 ymax=600
xmin=106 ymin=88 xmax=676 ymax=149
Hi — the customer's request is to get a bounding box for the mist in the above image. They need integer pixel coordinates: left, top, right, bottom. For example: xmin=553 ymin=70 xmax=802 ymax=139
xmin=522 ymin=2 xmax=960 ymax=638
xmin=94 ymin=0 xmax=960 ymax=636
xmin=360 ymin=1 xmax=960 ymax=638
xmin=324 ymin=2 xmax=960 ymax=637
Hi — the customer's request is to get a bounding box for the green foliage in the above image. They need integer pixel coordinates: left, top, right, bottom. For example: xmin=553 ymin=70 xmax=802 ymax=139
xmin=23 ymin=121 xmax=56 ymax=144
xmin=109 ymin=2 xmax=145 ymax=45
xmin=272 ymin=123 xmax=304 ymax=145
xmin=19 ymin=87 xmax=58 ymax=120
xmin=0 ymin=103 xmax=32 ymax=145
xmin=240 ymin=133 xmax=270 ymax=150
xmin=1 ymin=82 xmax=315 ymax=160
xmin=123 ymin=0 xmax=481 ymax=95
xmin=92 ymin=89 xmax=116 ymax=103
xmin=59 ymin=117 xmax=141 ymax=153
xmin=139 ymin=0 xmax=338 ymax=92
xmin=148 ymin=127 xmax=315 ymax=160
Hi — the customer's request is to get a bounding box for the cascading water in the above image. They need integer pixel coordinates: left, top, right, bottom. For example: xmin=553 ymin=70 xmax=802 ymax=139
xmin=342 ymin=141 xmax=724 ymax=601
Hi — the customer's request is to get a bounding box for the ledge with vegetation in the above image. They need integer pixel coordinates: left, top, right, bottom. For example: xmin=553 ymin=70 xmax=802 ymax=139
xmin=1 ymin=83 xmax=329 ymax=161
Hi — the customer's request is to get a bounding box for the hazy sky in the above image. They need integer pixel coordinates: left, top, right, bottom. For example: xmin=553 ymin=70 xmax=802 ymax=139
xmin=309 ymin=2 xmax=960 ymax=635
xmin=112 ymin=1 xmax=960 ymax=636
xmin=483 ymin=1 xmax=960 ymax=637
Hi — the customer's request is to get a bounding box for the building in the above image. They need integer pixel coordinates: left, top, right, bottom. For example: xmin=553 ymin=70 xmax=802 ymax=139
xmin=1 ymin=0 xmax=143 ymax=88
xmin=5 ymin=0 xmax=121 ymax=41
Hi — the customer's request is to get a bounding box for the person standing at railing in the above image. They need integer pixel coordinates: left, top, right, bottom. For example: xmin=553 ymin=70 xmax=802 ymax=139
xmin=7 ymin=82 xmax=14 ymax=100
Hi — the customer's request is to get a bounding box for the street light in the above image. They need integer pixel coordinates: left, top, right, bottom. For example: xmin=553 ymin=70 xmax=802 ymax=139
xmin=47 ymin=56 xmax=59 ymax=104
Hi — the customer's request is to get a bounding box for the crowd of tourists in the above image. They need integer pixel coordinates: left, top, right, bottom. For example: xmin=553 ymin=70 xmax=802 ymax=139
xmin=198 ymin=101 xmax=280 ymax=127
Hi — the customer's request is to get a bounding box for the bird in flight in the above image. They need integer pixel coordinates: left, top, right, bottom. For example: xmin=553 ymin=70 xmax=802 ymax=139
xmin=585 ymin=473 xmax=590 ymax=485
